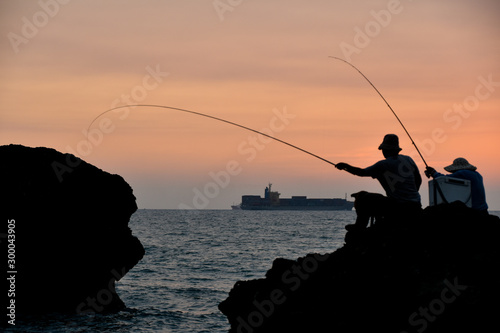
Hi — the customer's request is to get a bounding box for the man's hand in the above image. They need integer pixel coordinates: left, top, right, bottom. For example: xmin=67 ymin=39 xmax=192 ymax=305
xmin=425 ymin=166 xmax=436 ymax=178
xmin=335 ymin=162 xmax=350 ymax=171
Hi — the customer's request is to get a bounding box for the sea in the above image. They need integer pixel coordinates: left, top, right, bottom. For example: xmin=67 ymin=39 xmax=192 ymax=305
xmin=7 ymin=209 xmax=499 ymax=333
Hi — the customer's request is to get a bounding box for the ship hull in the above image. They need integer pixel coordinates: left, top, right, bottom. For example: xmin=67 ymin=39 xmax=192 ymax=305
xmin=239 ymin=205 xmax=353 ymax=211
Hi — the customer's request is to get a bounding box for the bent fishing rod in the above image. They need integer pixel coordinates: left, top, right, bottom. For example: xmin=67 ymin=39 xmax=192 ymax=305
xmin=88 ymin=58 xmax=426 ymax=169
xmin=87 ymin=104 xmax=337 ymax=167
xmin=329 ymin=56 xmax=428 ymax=168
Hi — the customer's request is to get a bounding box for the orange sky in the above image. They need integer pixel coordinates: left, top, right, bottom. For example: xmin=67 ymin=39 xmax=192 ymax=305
xmin=1 ymin=0 xmax=499 ymax=209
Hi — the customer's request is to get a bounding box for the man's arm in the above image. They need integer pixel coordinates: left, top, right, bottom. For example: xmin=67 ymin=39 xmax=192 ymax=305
xmin=335 ymin=162 xmax=372 ymax=177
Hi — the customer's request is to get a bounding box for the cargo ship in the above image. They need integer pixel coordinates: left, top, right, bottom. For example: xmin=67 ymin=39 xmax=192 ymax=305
xmin=231 ymin=184 xmax=354 ymax=211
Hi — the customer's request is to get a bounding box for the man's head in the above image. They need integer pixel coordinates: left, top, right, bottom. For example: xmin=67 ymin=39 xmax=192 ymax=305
xmin=444 ymin=158 xmax=477 ymax=172
xmin=378 ymin=134 xmax=401 ymax=158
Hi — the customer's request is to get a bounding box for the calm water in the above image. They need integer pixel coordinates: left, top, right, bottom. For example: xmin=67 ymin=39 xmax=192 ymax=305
xmin=8 ymin=210 xmax=355 ymax=332
xmin=8 ymin=209 xmax=499 ymax=332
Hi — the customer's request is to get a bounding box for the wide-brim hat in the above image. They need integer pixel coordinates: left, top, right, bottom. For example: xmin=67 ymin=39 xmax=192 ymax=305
xmin=378 ymin=134 xmax=402 ymax=151
xmin=444 ymin=158 xmax=477 ymax=172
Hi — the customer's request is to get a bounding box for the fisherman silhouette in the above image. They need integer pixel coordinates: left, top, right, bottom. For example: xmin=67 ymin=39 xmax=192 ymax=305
xmin=426 ymin=158 xmax=489 ymax=215
xmin=336 ymin=134 xmax=422 ymax=228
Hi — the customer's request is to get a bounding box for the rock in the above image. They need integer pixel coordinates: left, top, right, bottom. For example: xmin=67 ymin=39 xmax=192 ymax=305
xmin=219 ymin=201 xmax=500 ymax=332
xmin=1 ymin=144 xmax=144 ymax=315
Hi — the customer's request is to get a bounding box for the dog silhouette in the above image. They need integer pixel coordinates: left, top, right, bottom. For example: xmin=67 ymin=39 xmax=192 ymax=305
xmin=350 ymin=191 xmax=389 ymax=228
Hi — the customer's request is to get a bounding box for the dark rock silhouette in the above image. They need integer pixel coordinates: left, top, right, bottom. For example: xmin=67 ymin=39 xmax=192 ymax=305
xmin=1 ymin=144 xmax=144 ymax=316
xmin=219 ymin=202 xmax=500 ymax=332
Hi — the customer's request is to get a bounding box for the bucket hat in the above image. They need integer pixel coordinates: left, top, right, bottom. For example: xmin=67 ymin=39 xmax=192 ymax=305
xmin=378 ymin=134 xmax=402 ymax=151
xmin=444 ymin=157 xmax=477 ymax=172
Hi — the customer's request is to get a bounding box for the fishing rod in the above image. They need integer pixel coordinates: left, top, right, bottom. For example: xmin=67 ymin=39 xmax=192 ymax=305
xmin=329 ymin=56 xmax=428 ymax=168
xmin=87 ymin=104 xmax=337 ymax=167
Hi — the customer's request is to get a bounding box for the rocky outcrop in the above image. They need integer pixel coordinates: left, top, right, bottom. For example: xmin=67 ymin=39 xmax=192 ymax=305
xmin=219 ymin=202 xmax=500 ymax=332
xmin=1 ymin=144 xmax=144 ymax=316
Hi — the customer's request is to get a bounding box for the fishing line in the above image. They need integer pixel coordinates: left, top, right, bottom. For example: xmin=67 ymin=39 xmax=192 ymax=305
xmin=329 ymin=56 xmax=428 ymax=168
xmin=87 ymin=104 xmax=337 ymax=167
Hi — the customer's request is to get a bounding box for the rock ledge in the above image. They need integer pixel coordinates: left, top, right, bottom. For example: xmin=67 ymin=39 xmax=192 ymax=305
xmin=219 ymin=202 xmax=500 ymax=332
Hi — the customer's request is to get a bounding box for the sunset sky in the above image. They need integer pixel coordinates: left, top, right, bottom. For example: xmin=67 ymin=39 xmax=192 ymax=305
xmin=1 ymin=0 xmax=499 ymax=209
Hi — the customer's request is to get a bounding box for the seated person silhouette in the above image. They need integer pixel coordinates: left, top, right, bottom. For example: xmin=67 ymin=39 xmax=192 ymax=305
xmin=426 ymin=157 xmax=488 ymax=215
